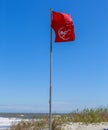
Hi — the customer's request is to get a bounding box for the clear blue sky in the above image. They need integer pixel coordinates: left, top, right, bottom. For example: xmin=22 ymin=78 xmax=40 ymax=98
xmin=0 ymin=0 xmax=108 ymax=113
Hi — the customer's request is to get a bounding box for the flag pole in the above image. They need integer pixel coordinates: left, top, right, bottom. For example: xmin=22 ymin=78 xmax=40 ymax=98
xmin=49 ymin=8 xmax=52 ymax=130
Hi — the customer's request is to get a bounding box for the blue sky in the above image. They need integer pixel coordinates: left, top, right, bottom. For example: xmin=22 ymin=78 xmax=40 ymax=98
xmin=0 ymin=0 xmax=108 ymax=113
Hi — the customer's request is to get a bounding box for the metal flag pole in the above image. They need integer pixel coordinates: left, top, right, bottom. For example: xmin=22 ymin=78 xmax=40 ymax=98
xmin=49 ymin=8 xmax=52 ymax=130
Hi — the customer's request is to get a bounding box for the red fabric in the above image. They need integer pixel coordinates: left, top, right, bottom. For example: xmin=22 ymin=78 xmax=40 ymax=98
xmin=51 ymin=11 xmax=75 ymax=42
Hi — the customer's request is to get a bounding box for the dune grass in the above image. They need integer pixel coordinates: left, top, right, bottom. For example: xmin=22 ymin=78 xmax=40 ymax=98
xmin=9 ymin=108 xmax=108 ymax=130
xmin=9 ymin=117 xmax=62 ymax=130
xmin=10 ymin=118 xmax=48 ymax=130
xmin=61 ymin=108 xmax=108 ymax=123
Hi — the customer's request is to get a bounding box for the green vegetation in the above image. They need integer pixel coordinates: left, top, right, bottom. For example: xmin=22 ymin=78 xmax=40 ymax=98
xmin=9 ymin=108 xmax=108 ymax=130
xmin=63 ymin=108 xmax=108 ymax=123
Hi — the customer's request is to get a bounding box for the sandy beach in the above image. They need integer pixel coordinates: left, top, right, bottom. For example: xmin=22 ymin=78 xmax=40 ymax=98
xmin=62 ymin=122 xmax=108 ymax=130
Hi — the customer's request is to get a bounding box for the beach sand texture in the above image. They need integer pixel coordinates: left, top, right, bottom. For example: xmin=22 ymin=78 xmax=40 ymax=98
xmin=62 ymin=122 xmax=108 ymax=130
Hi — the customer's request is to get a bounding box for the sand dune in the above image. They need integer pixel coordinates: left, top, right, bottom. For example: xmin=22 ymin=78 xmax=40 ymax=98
xmin=62 ymin=122 xmax=108 ymax=130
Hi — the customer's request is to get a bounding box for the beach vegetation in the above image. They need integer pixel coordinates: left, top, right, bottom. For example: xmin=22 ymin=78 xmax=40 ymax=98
xmin=9 ymin=107 xmax=108 ymax=130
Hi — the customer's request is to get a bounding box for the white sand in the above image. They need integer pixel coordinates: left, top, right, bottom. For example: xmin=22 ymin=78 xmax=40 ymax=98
xmin=62 ymin=122 xmax=108 ymax=130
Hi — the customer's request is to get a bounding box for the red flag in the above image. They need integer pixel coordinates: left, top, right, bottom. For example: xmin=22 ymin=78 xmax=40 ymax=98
xmin=51 ymin=11 xmax=75 ymax=42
